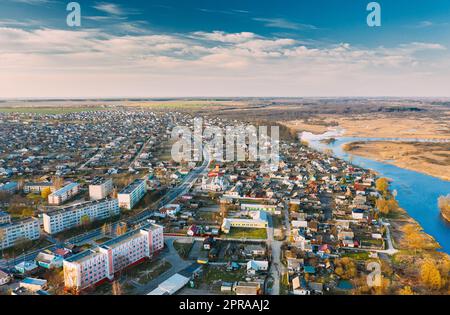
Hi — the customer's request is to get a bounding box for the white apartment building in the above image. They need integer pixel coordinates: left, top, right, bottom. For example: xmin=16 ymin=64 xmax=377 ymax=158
xmin=48 ymin=182 xmax=80 ymax=205
xmin=63 ymin=223 xmax=163 ymax=291
xmin=0 ymin=211 xmax=11 ymax=225
xmin=117 ymin=179 xmax=146 ymax=210
xmin=89 ymin=178 xmax=113 ymax=200
xmin=43 ymin=199 xmax=120 ymax=234
xmin=0 ymin=218 xmax=41 ymax=250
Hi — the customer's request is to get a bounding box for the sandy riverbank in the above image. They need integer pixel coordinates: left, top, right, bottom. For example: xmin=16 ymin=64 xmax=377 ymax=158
xmin=282 ymin=114 xmax=450 ymax=140
xmin=342 ymin=141 xmax=450 ymax=181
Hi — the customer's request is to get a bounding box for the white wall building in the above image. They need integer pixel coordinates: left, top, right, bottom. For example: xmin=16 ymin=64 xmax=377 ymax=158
xmin=0 ymin=211 xmax=11 ymax=225
xmin=43 ymin=199 xmax=120 ymax=234
xmin=0 ymin=218 xmax=40 ymax=250
xmin=221 ymin=211 xmax=269 ymax=234
xmin=89 ymin=178 xmax=113 ymax=200
xmin=240 ymin=204 xmax=277 ymax=212
xmin=117 ymin=179 xmax=146 ymax=210
xmin=48 ymin=182 xmax=80 ymax=205
xmin=63 ymin=223 xmax=163 ymax=292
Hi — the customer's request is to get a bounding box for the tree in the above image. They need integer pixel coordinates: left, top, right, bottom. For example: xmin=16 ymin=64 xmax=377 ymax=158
xmin=398 ymin=286 xmax=414 ymax=295
xmin=438 ymin=194 xmax=450 ymax=222
xmin=52 ymin=176 xmax=64 ymax=190
xmin=334 ymin=257 xmax=357 ymax=280
xmin=102 ymin=223 xmax=112 ymax=236
xmin=80 ymin=215 xmax=90 ymax=228
xmin=116 ymin=222 xmax=127 ymax=236
xmin=112 ymin=280 xmax=122 ymax=295
xmin=41 ymin=187 xmax=52 ymax=199
xmin=375 ymin=178 xmax=389 ymax=194
xmin=376 ymin=198 xmax=399 ymax=215
xmin=420 ymin=259 xmax=443 ymax=290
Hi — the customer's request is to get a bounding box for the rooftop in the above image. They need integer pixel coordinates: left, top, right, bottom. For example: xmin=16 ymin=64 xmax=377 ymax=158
xmin=44 ymin=199 xmax=117 ymax=217
xmin=119 ymin=179 xmax=145 ymax=194
xmin=90 ymin=177 xmax=112 ymax=186
xmin=49 ymin=182 xmax=79 ymax=197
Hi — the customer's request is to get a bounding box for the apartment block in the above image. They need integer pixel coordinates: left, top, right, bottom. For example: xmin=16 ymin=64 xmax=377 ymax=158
xmin=117 ymin=179 xmax=146 ymax=210
xmin=0 ymin=211 xmax=11 ymax=225
xmin=48 ymin=182 xmax=80 ymax=205
xmin=0 ymin=218 xmax=41 ymax=250
xmin=63 ymin=223 xmax=163 ymax=291
xmin=89 ymin=178 xmax=113 ymax=200
xmin=43 ymin=199 xmax=120 ymax=234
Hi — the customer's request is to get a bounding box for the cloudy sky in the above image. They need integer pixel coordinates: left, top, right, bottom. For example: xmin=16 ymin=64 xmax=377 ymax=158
xmin=1 ymin=0 xmax=450 ymax=98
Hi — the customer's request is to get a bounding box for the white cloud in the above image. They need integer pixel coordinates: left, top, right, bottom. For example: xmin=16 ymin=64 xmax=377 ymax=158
xmin=0 ymin=27 xmax=449 ymax=97
xmin=94 ymin=2 xmax=126 ymax=16
xmin=253 ymin=18 xmax=317 ymax=30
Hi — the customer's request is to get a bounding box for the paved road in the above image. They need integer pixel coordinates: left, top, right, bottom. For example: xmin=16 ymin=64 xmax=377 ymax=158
xmin=267 ymin=214 xmax=282 ymax=295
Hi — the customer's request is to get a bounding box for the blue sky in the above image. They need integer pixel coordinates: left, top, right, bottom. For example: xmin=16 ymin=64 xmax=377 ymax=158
xmin=1 ymin=0 xmax=450 ymax=97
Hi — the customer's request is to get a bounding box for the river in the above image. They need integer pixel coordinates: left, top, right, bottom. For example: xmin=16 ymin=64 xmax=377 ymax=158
xmin=301 ymin=130 xmax=450 ymax=254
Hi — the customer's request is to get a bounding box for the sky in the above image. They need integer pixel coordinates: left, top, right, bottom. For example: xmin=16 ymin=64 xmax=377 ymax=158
xmin=1 ymin=0 xmax=450 ymax=98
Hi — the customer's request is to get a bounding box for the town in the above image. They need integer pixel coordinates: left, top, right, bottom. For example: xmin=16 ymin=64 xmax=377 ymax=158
xmin=0 ymin=108 xmax=418 ymax=296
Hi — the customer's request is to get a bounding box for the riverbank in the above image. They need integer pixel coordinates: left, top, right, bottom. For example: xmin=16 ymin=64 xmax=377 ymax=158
xmin=282 ymin=113 xmax=450 ymax=140
xmin=342 ymin=141 xmax=450 ymax=181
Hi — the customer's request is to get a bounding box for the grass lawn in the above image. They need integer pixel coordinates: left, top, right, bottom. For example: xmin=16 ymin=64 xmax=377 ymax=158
xmin=271 ymin=215 xmax=284 ymax=229
xmin=173 ymin=240 xmax=194 ymax=259
xmin=203 ymin=266 xmax=246 ymax=285
xmin=125 ymin=259 xmax=172 ymax=285
xmin=224 ymin=227 xmax=267 ymax=240
xmin=342 ymin=251 xmax=370 ymax=260
xmin=95 ymin=237 xmax=112 ymax=244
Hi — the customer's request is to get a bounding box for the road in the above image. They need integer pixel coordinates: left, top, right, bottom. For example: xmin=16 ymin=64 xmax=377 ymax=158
xmin=0 ymin=138 xmax=211 ymax=269
xmin=267 ymin=214 xmax=282 ymax=295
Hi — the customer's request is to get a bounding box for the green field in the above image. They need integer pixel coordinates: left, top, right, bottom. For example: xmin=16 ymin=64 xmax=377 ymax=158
xmin=0 ymin=107 xmax=109 ymax=114
xmin=203 ymin=265 xmax=246 ymax=284
xmin=224 ymin=227 xmax=268 ymax=240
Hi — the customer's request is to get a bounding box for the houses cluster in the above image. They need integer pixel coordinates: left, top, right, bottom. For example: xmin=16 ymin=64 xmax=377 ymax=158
xmin=0 ymin=110 xmax=188 ymax=177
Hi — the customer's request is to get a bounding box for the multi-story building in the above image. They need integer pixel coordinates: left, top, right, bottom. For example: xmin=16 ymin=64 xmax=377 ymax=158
xmin=89 ymin=178 xmax=113 ymax=200
xmin=117 ymin=179 xmax=146 ymax=210
xmin=63 ymin=223 xmax=163 ymax=292
xmin=48 ymin=182 xmax=80 ymax=205
xmin=0 ymin=211 xmax=11 ymax=224
xmin=0 ymin=218 xmax=40 ymax=250
xmin=0 ymin=182 xmax=18 ymax=194
xmin=23 ymin=182 xmax=55 ymax=194
xmin=43 ymin=199 xmax=120 ymax=234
